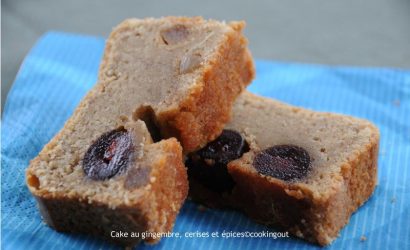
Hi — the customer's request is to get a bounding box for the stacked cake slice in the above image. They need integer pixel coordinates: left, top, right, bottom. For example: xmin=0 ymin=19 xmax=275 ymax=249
xmin=187 ymin=92 xmax=379 ymax=245
xmin=26 ymin=16 xmax=254 ymax=247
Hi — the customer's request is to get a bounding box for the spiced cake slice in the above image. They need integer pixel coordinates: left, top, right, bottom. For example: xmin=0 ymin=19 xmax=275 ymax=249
xmin=187 ymin=91 xmax=379 ymax=245
xmin=26 ymin=16 xmax=254 ymax=247
xmin=99 ymin=16 xmax=254 ymax=152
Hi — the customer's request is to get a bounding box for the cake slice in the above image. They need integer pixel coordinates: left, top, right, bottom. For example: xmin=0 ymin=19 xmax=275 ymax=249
xmin=26 ymin=16 xmax=254 ymax=247
xmin=98 ymin=16 xmax=254 ymax=152
xmin=187 ymin=91 xmax=379 ymax=245
xmin=28 ymin=121 xmax=187 ymax=246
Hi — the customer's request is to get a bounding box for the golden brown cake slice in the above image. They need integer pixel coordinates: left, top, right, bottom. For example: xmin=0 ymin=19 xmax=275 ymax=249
xmin=187 ymin=91 xmax=379 ymax=245
xmin=26 ymin=16 xmax=254 ymax=247
xmin=27 ymin=119 xmax=187 ymax=246
xmin=99 ymin=16 xmax=254 ymax=152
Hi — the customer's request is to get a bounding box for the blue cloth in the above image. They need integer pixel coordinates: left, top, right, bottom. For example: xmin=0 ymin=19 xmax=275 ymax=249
xmin=2 ymin=32 xmax=410 ymax=250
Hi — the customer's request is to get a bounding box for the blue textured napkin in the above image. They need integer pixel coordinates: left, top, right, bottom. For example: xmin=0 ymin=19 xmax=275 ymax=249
xmin=2 ymin=32 xmax=410 ymax=250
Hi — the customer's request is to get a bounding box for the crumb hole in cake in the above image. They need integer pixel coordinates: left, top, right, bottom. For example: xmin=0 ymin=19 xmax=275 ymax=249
xmin=320 ymin=148 xmax=326 ymax=153
xmin=132 ymin=105 xmax=162 ymax=142
xmin=28 ymin=174 xmax=40 ymax=190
